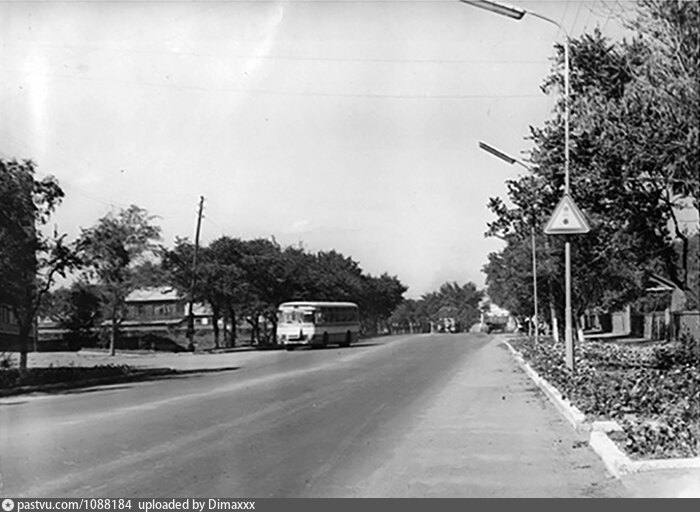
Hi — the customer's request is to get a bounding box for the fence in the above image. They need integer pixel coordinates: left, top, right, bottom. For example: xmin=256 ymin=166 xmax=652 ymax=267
xmin=671 ymin=310 xmax=700 ymax=343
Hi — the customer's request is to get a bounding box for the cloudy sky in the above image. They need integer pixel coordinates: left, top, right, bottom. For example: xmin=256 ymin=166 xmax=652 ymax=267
xmin=1 ymin=0 xmax=631 ymax=298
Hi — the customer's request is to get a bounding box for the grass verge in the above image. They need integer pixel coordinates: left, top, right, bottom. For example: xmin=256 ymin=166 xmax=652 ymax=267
xmin=0 ymin=364 xmax=175 ymax=395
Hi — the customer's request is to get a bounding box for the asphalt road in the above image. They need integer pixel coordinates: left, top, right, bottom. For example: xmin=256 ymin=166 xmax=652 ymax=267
xmin=0 ymin=333 xmax=627 ymax=497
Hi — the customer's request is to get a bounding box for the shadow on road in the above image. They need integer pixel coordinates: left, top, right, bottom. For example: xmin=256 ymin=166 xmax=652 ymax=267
xmin=0 ymin=399 xmax=30 ymax=406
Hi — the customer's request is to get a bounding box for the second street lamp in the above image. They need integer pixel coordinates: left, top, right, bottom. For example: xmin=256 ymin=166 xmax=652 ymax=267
xmin=478 ymin=141 xmax=539 ymax=345
xmin=460 ymin=0 xmax=581 ymax=371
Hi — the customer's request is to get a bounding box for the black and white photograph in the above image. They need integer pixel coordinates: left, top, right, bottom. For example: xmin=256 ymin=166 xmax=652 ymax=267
xmin=1 ymin=0 xmax=698 ymax=501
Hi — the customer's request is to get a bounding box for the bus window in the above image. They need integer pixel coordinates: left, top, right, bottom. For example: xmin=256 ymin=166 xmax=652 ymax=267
xmin=315 ymin=311 xmax=325 ymax=325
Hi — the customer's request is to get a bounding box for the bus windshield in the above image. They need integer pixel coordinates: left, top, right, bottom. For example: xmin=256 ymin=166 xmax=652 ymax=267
xmin=278 ymin=309 xmax=316 ymax=324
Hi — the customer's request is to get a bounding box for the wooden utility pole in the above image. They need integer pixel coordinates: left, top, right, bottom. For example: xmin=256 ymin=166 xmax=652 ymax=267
xmin=186 ymin=196 xmax=205 ymax=351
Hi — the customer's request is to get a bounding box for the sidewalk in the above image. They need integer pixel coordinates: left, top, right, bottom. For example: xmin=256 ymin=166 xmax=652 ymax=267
xmin=354 ymin=335 xmax=629 ymax=497
xmin=500 ymin=335 xmax=700 ymax=498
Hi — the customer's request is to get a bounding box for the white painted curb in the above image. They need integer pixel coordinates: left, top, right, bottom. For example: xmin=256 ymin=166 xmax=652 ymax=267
xmin=589 ymin=431 xmax=634 ymax=478
xmin=502 ymin=340 xmax=700 ymax=478
xmin=503 ymin=341 xmax=587 ymax=431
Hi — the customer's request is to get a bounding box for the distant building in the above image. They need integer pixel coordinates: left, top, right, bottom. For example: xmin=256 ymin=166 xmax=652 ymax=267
xmin=110 ymin=287 xmax=221 ymax=350
xmin=0 ymin=303 xmax=31 ymax=351
xmin=37 ymin=287 xmax=228 ymax=352
xmin=585 ymin=274 xmax=699 ymax=343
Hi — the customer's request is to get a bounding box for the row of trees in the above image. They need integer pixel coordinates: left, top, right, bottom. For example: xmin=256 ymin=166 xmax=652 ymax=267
xmin=44 ymin=237 xmax=408 ymax=351
xmin=159 ymin=237 xmax=407 ymax=347
xmin=482 ymin=0 xmax=699 ymax=335
xmin=389 ymin=282 xmax=483 ymax=334
xmin=1 ymin=159 xmax=407 ymax=367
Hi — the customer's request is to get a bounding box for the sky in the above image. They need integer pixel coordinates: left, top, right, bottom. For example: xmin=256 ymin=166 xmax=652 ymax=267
xmin=0 ymin=0 xmax=635 ymax=299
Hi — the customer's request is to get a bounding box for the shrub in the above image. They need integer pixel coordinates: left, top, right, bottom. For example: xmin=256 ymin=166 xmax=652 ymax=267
xmin=652 ymin=333 xmax=700 ymax=370
xmin=511 ymin=336 xmax=699 ymax=459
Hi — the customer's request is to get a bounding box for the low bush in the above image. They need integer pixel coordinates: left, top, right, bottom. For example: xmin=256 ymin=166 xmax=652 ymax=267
xmin=511 ymin=336 xmax=699 ymax=459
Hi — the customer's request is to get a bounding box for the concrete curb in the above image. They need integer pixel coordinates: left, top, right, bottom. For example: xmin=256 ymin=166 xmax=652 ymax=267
xmin=502 ymin=340 xmax=700 ymax=478
xmin=506 ymin=345 xmax=588 ymax=431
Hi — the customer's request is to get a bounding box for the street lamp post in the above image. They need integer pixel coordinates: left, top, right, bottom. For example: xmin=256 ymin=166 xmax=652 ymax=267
xmin=460 ymin=0 xmax=577 ymax=369
xmin=478 ymin=141 xmax=539 ymax=345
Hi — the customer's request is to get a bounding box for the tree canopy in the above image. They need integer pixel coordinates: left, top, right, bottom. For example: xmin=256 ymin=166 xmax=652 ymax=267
xmin=77 ymin=205 xmax=162 ymax=355
xmin=162 ymin=237 xmax=407 ymax=345
xmin=390 ymin=281 xmax=483 ymax=334
xmin=483 ymin=1 xmax=699 ymax=326
xmin=0 ymin=159 xmax=77 ymax=369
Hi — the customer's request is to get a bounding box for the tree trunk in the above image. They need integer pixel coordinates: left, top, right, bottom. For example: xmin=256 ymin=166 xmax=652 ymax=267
xmin=229 ymin=308 xmax=236 ymax=347
xmin=110 ymin=317 xmax=117 ymax=356
xmin=247 ymin=316 xmax=258 ymax=345
xmin=544 ymin=236 xmax=560 ymax=344
xmin=576 ymin=315 xmax=585 ymax=344
xmin=212 ymin=307 xmax=220 ymax=349
xmin=18 ymin=318 xmax=32 ymax=371
xmin=550 ymin=302 xmax=560 ymax=344
xmin=110 ymin=300 xmax=118 ymax=356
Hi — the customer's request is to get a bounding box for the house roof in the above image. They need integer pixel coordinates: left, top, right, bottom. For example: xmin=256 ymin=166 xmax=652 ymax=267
xmin=646 ymin=274 xmax=677 ymax=292
xmin=125 ymin=287 xmax=182 ymax=303
xmin=126 ymin=288 xmax=213 ymax=316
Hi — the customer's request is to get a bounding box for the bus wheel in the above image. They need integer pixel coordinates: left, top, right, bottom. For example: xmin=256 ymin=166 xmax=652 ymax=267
xmin=285 ymin=345 xmax=294 ymax=351
xmin=322 ymin=332 xmax=329 ymax=347
xmin=340 ymin=331 xmax=352 ymax=347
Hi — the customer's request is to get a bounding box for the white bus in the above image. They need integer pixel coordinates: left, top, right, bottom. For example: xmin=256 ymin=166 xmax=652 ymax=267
xmin=276 ymin=301 xmax=360 ymax=350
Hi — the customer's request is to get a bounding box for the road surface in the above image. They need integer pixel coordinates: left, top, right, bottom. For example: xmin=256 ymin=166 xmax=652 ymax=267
xmin=0 ymin=333 xmax=627 ymax=497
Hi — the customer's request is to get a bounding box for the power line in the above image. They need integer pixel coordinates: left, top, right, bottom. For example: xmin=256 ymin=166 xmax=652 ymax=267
xmin=4 ymin=41 xmax=548 ymax=66
xmin=204 ymin=216 xmax=229 ymax=236
xmin=0 ymin=67 xmax=543 ymax=99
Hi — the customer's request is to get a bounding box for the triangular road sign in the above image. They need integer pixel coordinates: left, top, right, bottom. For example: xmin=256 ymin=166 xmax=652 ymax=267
xmin=544 ymin=194 xmax=590 ymax=235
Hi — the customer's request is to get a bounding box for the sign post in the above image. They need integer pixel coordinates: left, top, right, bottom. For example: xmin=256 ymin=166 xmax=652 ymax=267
xmin=545 ymin=194 xmax=589 ymax=371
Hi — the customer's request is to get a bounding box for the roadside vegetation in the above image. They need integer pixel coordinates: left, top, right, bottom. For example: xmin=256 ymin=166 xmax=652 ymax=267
xmin=482 ymin=0 xmax=699 ymax=463
xmin=511 ymin=335 xmax=700 ymax=460
xmin=388 ymin=282 xmax=484 ymax=334
xmin=1 ymin=160 xmax=411 ymax=370
xmin=482 ymin=0 xmax=699 ymax=333
xmin=0 ymin=362 xmax=174 ymax=394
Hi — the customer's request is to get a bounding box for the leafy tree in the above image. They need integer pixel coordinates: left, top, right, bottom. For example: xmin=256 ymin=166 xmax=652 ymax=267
xmin=78 ymin=205 xmax=161 ymax=355
xmin=161 ymin=239 xmax=226 ymax=348
xmin=310 ymin=250 xmax=366 ymax=302
xmin=358 ymin=273 xmax=407 ymax=334
xmin=0 ymin=159 xmax=78 ymax=369
xmin=163 ymin=236 xmax=285 ymax=347
xmin=389 ymin=299 xmax=424 ymax=333
xmin=389 ymin=282 xmax=482 ymax=334
xmin=483 ymin=3 xmax=699 ymax=331
xmin=206 ymin=237 xmax=248 ymax=347
xmin=41 ymin=282 xmax=103 ymax=346
xmin=131 ymin=260 xmax=169 ymax=290
xmin=483 ymin=238 xmax=542 ymax=323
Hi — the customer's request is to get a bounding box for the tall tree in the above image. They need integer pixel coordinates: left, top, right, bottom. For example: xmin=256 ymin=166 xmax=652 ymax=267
xmin=78 ymin=205 xmax=161 ymax=355
xmin=0 ymin=159 xmax=78 ymax=369
xmin=484 ymin=4 xmax=699 ymax=329
xmin=359 ymin=273 xmax=407 ymax=334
